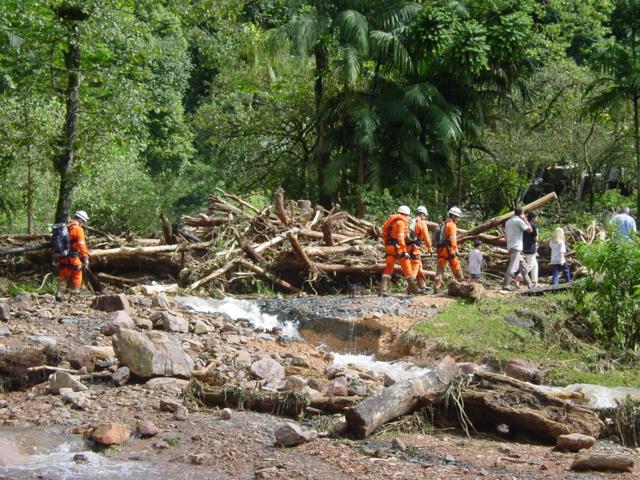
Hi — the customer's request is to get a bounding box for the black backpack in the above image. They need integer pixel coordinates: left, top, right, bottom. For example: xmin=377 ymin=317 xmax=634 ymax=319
xmin=51 ymin=223 xmax=71 ymax=258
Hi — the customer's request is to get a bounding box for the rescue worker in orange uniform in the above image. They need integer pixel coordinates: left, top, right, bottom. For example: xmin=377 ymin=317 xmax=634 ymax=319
xmin=56 ymin=210 xmax=90 ymax=301
xmin=434 ymin=207 xmax=464 ymax=291
xmin=407 ymin=206 xmax=432 ymax=293
xmin=380 ymin=205 xmax=419 ymax=296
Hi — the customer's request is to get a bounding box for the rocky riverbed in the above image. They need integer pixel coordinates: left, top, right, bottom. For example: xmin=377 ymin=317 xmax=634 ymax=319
xmin=0 ymin=290 xmax=638 ymax=479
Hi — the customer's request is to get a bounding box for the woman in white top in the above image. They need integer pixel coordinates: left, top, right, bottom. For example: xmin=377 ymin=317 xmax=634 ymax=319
xmin=549 ymin=227 xmax=571 ymax=285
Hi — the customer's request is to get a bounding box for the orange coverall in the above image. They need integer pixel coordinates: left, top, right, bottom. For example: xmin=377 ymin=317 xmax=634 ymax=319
xmin=436 ymin=219 xmax=461 ymax=274
xmin=408 ymin=218 xmax=432 ymax=281
xmin=58 ymin=219 xmax=89 ymax=290
xmin=381 ymin=214 xmax=413 ymax=278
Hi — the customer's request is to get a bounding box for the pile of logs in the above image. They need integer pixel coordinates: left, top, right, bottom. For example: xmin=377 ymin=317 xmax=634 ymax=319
xmin=0 ymin=189 xmax=601 ymax=293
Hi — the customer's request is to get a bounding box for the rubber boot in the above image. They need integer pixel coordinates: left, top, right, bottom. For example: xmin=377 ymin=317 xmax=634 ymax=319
xmin=417 ymin=277 xmax=427 ymax=294
xmin=434 ymin=265 xmax=444 ymax=293
xmin=406 ymin=277 xmax=419 ymax=295
xmin=379 ymin=275 xmax=391 ymax=297
xmin=453 ymin=268 xmax=464 ymax=283
xmin=55 ymin=282 xmax=65 ymax=302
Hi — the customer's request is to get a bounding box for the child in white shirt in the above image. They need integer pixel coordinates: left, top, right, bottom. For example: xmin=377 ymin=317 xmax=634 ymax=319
xmin=549 ymin=227 xmax=571 ymax=285
xmin=468 ymin=239 xmax=483 ymax=282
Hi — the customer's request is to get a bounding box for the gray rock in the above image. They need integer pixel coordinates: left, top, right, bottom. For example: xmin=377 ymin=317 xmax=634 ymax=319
xmin=282 ymin=376 xmax=307 ymax=393
xmin=275 ymin=422 xmax=317 ymax=447
xmin=174 ymin=405 xmax=189 ymax=421
xmin=234 ymin=350 xmax=252 ymax=369
xmin=557 ymin=433 xmax=596 ymax=452
xmin=391 ymin=438 xmax=406 ymax=451
xmin=290 ymin=356 xmax=309 ymax=368
xmin=383 ymin=373 xmax=397 ymax=387
xmin=250 ymin=357 xmax=285 ymax=380
xmin=27 ymin=335 xmax=57 ymax=346
xmin=91 ymin=294 xmax=130 ymax=312
xmin=66 ymin=347 xmax=96 ymax=372
xmin=49 ymin=371 xmax=87 ymax=394
xmin=0 ymin=303 xmax=10 ymax=321
xmin=152 ymin=293 xmax=171 ymax=310
xmin=504 ymin=359 xmax=541 ymax=384
xmin=112 ymin=329 xmax=193 ymax=379
xmin=112 ymin=367 xmax=130 ymax=387
xmin=157 ymin=312 xmax=189 ymax=333
xmin=0 ymin=326 xmax=11 ymax=337
xmin=59 ymin=388 xmax=91 ymax=410
xmin=193 ymin=320 xmax=210 ymax=335
xmin=159 ymin=398 xmax=181 ymax=413
xmin=137 ymin=420 xmax=159 ymax=438
xmin=143 ymin=377 xmax=190 ymax=394
xmin=219 ymin=408 xmax=232 ymax=420
xmin=135 ymin=318 xmax=153 ymax=331
xmin=101 ymin=311 xmax=136 ymax=336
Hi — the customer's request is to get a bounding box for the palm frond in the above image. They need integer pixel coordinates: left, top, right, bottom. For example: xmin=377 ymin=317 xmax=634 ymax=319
xmin=1 ymin=27 xmax=24 ymax=51
xmin=338 ymin=46 xmax=362 ymax=89
xmin=404 ymin=83 xmax=438 ymax=109
xmin=336 ymin=10 xmax=369 ymax=54
xmin=377 ymin=2 xmax=423 ymax=31
xmin=369 ymin=30 xmax=413 ymax=74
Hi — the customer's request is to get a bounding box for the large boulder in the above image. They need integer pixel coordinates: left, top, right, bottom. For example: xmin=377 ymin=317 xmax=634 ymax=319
xmin=91 ymin=294 xmax=130 ymax=312
xmin=112 ymin=329 xmax=193 ymax=379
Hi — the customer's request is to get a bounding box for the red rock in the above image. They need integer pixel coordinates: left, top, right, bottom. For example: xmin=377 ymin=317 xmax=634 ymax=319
xmin=91 ymin=294 xmax=130 ymax=313
xmin=90 ymin=423 xmax=131 ymax=445
xmin=504 ymin=359 xmax=541 ymax=383
xmin=136 ymin=420 xmax=159 ymax=438
xmin=557 ymin=433 xmax=596 ymax=452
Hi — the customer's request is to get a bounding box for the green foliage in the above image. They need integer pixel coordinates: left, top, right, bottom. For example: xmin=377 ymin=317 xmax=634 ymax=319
xmin=574 ymin=233 xmax=640 ymax=349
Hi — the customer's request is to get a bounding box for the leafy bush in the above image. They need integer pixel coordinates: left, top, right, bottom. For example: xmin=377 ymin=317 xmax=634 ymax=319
xmin=574 ymin=232 xmax=640 ymax=350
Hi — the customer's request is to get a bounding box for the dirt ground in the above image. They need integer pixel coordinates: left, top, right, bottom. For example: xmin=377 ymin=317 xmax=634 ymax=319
xmin=0 ymin=291 xmax=638 ymax=479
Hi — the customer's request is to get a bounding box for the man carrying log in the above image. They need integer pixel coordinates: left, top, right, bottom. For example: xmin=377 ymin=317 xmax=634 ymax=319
xmin=502 ymin=207 xmax=534 ymax=291
xmin=407 ymin=206 xmax=432 ymax=293
xmin=54 ymin=210 xmax=91 ymax=301
xmin=380 ymin=206 xmax=419 ymax=296
xmin=434 ymin=207 xmax=464 ymax=291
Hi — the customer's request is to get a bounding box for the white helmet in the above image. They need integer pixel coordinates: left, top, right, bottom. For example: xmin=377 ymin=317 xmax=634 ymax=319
xmin=448 ymin=206 xmax=462 ymax=218
xmin=397 ymin=205 xmax=411 ymax=215
xmin=416 ymin=206 xmax=428 ymax=216
xmin=74 ymin=210 xmax=89 ymax=223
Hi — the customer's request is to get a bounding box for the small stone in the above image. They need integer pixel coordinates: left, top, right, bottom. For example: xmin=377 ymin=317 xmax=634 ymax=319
xmin=250 ymin=357 xmax=285 ymax=380
xmin=153 ymin=440 xmax=170 ymax=449
xmin=112 ymin=367 xmax=130 ymax=387
xmin=274 ymin=422 xmax=317 ymax=447
xmin=143 ymin=377 xmax=189 ymax=394
xmin=174 ymin=405 xmax=189 ymax=421
xmin=504 ymin=359 xmax=541 ymax=384
xmin=235 ymin=350 xmax=252 ymax=368
xmin=135 ymin=318 xmax=153 ymax=331
xmin=557 ymin=433 xmax=596 ymax=452
xmin=152 ymin=293 xmax=171 ymax=310
xmin=0 ymin=326 xmax=11 ymax=337
xmin=383 ymin=373 xmax=397 ymax=387
xmin=26 ymin=335 xmax=57 ymax=346
xmin=59 ymin=388 xmax=91 ymax=410
xmin=290 ymin=356 xmax=309 ymax=368
xmin=91 ymin=294 xmax=130 ymax=312
xmin=157 ymin=312 xmax=189 ymax=333
xmin=73 ymin=453 xmax=89 ymax=464
xmin=190 ymin=453 xmax=210 ymax=465
xmin=159 ymin=398 xmax=181 ymax=413
xmin=391 ymin=438 xmax=406 ymax=451
xmin=193 ymin=320 xmax=210 ymax=335
xmin=444 ymin=453 xmax=455 ymax=464
xmin=101 ymin=310 xmax=136 ymax=336
xmin=91 ymin=423 xmax=131 ymax=446
xmin=66 ymin=347 xmax=96 ymax=372
xmin=0 ymin=303 xmax=10 ymax=321
xmin=137 ymin=420 xmax=159 ymax=438
xmin=219 ymin=408 xmax=232 ymax=420
xmin=374 ymin=448 xmax=387 ymax=459
xmin=282 ymin=375 xmax=307 ymax=393
xmin=49 ymin=371 xmax=87 ymax=394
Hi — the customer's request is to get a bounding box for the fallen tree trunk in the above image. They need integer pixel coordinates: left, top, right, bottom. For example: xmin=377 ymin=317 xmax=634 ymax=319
xmin=430 ymin=372 xmax=604 ymax=442
xmin=0 ymin=241 xmax=50 ymax=256
xmin=237 ymin=259 xmax=301 ymax=293
xmin=91 ymin=241 xmax=213 ymax=259
xmin=459 ymin=192 xmax=557 ymax=242
xmin=345 ymin=366 xmax=458 ymax=439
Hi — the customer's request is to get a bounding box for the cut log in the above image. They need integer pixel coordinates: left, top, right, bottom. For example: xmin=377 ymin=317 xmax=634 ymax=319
xmin=236 ymin=234 xmax=267 ymax=265
xmin=434 ymin=372 xmax=604 ymax=442
xmin=274 ymin=188 xmax=291 ymax=226
xmin=90 ymin=241 xmax=213 ymax=259
xmin=345 ymin=367 xmax=457 ymax=439
xmin=97 ymin=273 xmax=153 ymax=287
xmin=0 ymin=241 xmax=50 ymax=256
xmin=459 ymin=192 xmax=557 ymax=242
xmin=237 ymin=259 xmax=301 ymax=293
xmin=303 ymin=245 xmax=363 ymax=256
xmin=322 ymin=216 xmax=335 ymax=246
xmin=183 ymin=215 xmax=231 ymax=227
xmin=309 ymin=396 xmax=362 ymax=413
xmin=193 ymin=383 xmax=306 ymax=419
xmin=160 ymin=213 xmax=175 ymax=245
xmin=299 ymin=230 xmax=359 ymax=244
xmin=215 ymin=188 xmax=261 ymax=214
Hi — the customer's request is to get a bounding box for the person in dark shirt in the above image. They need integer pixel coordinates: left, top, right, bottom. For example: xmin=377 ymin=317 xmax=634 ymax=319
xmin=522 ymin=212 xmax=539 ymax=287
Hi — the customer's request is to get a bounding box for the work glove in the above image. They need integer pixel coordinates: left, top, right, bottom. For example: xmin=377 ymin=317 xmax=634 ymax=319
xmin=400 ymin=252 xmax=410 ymax=259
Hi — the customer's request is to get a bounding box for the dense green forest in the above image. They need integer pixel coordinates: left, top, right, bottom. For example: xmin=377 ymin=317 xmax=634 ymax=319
xmin=1 ymin=0 xmax=639 ymax=234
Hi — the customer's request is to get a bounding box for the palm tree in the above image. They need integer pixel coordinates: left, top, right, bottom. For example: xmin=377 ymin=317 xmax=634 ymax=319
xmin=587 ymin=0 xmax=640 ymax=213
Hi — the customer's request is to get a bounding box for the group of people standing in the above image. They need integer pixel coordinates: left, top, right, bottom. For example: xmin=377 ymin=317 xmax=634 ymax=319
xmin=380 ymin=204 xmax=576 ymax=295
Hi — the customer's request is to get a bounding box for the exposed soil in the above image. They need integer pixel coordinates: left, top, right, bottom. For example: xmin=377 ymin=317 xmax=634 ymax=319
xmin=0 ymin=291 xmax=638 ymax=479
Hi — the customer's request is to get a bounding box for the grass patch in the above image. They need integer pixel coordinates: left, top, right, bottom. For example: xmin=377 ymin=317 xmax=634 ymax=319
xmin=410 ymin=293 xmax=640 ymax=387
